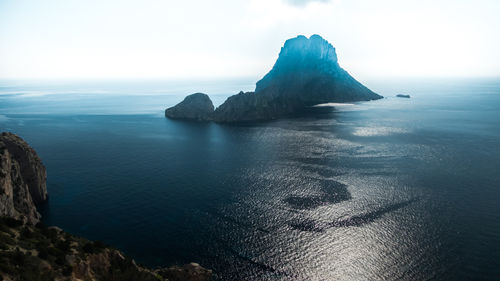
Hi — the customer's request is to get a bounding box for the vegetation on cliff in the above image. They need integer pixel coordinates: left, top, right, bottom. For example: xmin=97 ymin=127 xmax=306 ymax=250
xmin=0 ymin=216 xmax=211 ymax=281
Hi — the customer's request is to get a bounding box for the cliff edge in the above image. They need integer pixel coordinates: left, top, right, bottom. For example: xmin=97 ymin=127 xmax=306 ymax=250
xmin=0 ymin=132 xmax=48 ymax=225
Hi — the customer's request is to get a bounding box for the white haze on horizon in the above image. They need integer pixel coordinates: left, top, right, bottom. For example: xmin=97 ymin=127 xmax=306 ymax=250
xmin=0 ymin=0 xmax=499 ymax=80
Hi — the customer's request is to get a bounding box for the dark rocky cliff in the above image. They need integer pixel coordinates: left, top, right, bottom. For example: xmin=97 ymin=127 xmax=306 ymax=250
xmin=212 ymin=35 xmax=382 ymax=122
xmin=0 ymin=132 xmax=48 ymax=225
xmin=165 ymin=93 xmax=214 ymax=121
xmin=165 ymin=35 xmax=381 ymax=123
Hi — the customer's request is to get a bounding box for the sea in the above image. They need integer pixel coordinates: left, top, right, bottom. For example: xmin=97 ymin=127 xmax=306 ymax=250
xmin=1 ymin=78 xmax=499 ymax=280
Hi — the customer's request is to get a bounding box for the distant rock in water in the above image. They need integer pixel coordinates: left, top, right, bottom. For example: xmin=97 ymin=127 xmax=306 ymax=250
xmin=0 ymin=132 xmax=48 ymax=224
xmin=396 ymin=94 xmax=411 ymax=98
xmin=165 ymin=93 xmax=214 ymax=121
xmin=165 ymin=35 xmax=381 ymax=122
xmin=212 ymin=35 xmax=382 ymax=122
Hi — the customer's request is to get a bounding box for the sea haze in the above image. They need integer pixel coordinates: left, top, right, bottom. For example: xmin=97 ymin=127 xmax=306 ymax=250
xmin=1 ymin=78 xmax=499 ymax=280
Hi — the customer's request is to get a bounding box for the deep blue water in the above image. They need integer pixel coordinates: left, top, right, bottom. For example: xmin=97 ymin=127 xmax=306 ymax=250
xmin=1 ymin=78 xmax=500 ymax=280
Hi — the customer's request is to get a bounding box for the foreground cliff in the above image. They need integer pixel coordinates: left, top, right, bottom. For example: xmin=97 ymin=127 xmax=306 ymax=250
xmin=0 ymin=217 xmax=211 ymax=281
xmin=0 ymin=132 xmax=48 ymax=225
xmin=0 ymin=132 xmax=211 ymax=281
xmin=165 ymin=34 xmax=382 ymax=122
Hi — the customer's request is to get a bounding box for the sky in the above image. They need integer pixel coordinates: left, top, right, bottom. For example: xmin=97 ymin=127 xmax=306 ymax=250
xmin=0 ymin=0 xmax=499 ymax=79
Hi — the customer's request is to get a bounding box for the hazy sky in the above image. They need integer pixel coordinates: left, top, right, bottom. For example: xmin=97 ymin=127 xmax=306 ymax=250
xmin=1 ymin=0 xmax=499 ymax=79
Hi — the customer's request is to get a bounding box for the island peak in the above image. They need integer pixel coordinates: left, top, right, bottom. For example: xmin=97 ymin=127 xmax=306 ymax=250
xmin=165 ymin=34 xmax=382 ymax=123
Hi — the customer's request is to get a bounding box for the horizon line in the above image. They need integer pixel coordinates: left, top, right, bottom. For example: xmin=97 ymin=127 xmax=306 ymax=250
xmin=2 ymin=75 xmax=500 ymax=82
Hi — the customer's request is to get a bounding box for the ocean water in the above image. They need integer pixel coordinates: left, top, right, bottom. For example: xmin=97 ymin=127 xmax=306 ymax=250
xmin=1 ymin=78 xmax=500 ymax=280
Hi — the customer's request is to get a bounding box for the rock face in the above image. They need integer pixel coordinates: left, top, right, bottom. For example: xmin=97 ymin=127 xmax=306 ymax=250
xmin=0 ymin=132 xmax=48 ymax=224
xmin=165 ymin=93 xmax=214 ymax=121
xmin=0 ymin=217 xmax=212 ymax=281
xmin=156 ymin=263 xmax=212 ymax=281
xmin=212 ymin=34 xmax=382 ymax=122
xmin=165 ymin=35 xmax=381 ymax=123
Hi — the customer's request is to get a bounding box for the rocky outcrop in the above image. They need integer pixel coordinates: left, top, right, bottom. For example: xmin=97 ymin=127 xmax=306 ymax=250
xmin=156 ymin=263 xmax=212 ymax=281
xmin=0 ymin=132 xmax=47 ymax=224
xmin=165 ymin=93 xmax=214 ymax=121
xmin=214 ymin=34 xmax=382 ymax=122
xmin=0 ymin=217 xmax=212 ymax=281
xmin=165 ymin=35 xmax=381 ymax=123
xmin=0 ymin=132 xmax=47 ymax=204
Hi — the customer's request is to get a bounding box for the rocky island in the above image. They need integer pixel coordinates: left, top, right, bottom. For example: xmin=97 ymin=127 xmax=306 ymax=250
xmin=0 ymin=132 xmax=211 ymax=281
xmin=165 ymin=93 xmax=214 ymax=121
xmin=165 ymin=34 xmax=382 ymax=123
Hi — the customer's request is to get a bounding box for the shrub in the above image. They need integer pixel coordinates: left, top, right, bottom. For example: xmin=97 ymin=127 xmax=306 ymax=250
xmin=1 ymin=217 xmax=23 ymax=228
xmin=12 ymin=249 xmax=25 ymax=266
xmin=62 ymin=265 xmax=73 ymax=276
xmin=46 ymin=246 xmax=60 ymax=257
xmin=0 ymin=223 xmax=14 ymax=236
xmin=56 ymin=239 xmax=71 ymax=252
xmin=54 ymin=255 xmax=65 ymax=266
xmin=38 ymin=248 xmax=49 ymax=260
xmin=82 ymin=242 xmax=94 ymax=253
xmin=35 ymin=240 xmax=50 ymax=252
xmin=93 ymin=241 xmax=106 ymax=250
xmin=0 ymin=233 xmax=15 ymax=246
xmin=0 ymin=261 xmax=15 ymax=274
xmin=35 ymin=222 xmax=46 ymax=229
xmin=82 ymin=241 xmax=106 ymax=254
xmin=20 ymin=227 xmax=33 ymax=239
xmin=40 ymin=227 xmax=58 ymax=242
